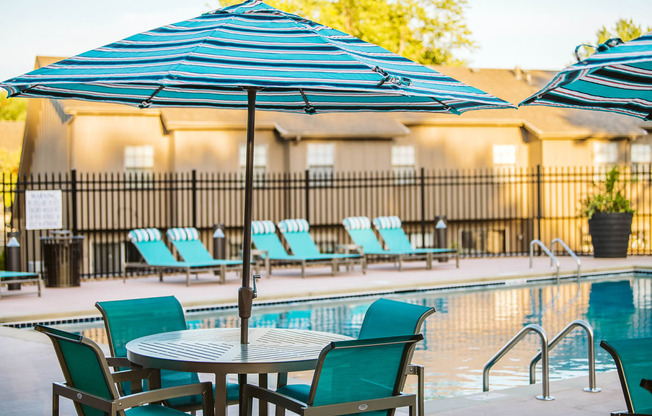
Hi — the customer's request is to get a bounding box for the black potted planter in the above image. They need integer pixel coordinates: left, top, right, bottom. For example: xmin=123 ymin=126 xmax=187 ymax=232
xmin=588 ymin=212 xmax=633 ymax=258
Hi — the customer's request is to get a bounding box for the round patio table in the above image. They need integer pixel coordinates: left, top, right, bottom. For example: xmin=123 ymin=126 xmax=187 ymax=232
xmin=126 ymin=327 xmax=350 ymax=416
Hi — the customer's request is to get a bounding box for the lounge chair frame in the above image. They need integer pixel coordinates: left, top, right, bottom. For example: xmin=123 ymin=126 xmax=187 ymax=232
xmin=0 ymin=270 xmax=41 ymax=298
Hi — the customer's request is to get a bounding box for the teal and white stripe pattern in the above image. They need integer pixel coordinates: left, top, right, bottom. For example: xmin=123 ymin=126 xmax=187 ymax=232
xmin=521 ymin=32 xmax=652 ymax=119
xmin=251 ymin=220 xmax=276 ymax=235
xmin=129 ymin=228 xmax=162 ymax=243
xmin=372 ymin=216 xmax=402 ymax=230
xmin=342 ymin=216 xmax=372 ymax=230
xmin=166 ymin=227 xmax=200 ymax=241
xmin=277 ymin=219 xmax=310 ymax=233
xmin=0 ymin=0 xmax=513 ymax=114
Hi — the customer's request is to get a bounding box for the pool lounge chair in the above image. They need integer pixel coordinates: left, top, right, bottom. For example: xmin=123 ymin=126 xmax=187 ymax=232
xmin=251 ymin=220 xmax=364 ymax=278
xmin=343 ymin=216 xmax=445 ymax=271
xmin=243 ymin=334 xmax=422 ymax=416
xmin=601 ymin=337 xmax=652 ymax=415
xmin=96 ymin=296 xmax=238 ymax=413
xmin=125 ymin=228 xmax=237 ymax=286
xmin=277 ymin=219 xmax=366 ymax=276
xmin=166 ymin=227 xmax=243 ymax=284
xmin=35 ymin=324 xmax=215 ymax=416
xmin=372 ymin=216 xmax=459 ymax=268
xmin=0 ymin=270 xmax=41 ymax=298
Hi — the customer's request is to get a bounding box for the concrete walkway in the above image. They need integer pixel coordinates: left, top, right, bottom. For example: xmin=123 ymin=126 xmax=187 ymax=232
xmin=1 ymin=255 xmax=650 ymax=415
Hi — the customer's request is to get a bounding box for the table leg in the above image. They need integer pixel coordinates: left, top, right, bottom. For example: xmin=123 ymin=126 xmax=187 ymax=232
xmin=239 ymin=374 xmax=247 ymax=416
xmin=215 ymin=372 xmax=229 ymax=416
xmin=258 ymin=373 xmax=268 ymax=416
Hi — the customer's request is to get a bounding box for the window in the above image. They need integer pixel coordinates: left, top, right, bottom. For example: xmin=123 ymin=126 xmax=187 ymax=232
xmin=239 ymin=144 xmax=267 ymax=186
xmin=307 ymin=143 xmax=334 ymax=185
xmin=631 ymin=143 xmax=651 ymax=165
xmin=124 ymin=145 xmax=154 ymax=184
xmin=593 ymin=142 xmax=618 ymax=165
xmin=392 ymin=145 xmax=416 ymax=184
xmin=124 ymin=145 xmax=154 ymax=172
xmin=492 ymin=145 xmax=516 ymax=166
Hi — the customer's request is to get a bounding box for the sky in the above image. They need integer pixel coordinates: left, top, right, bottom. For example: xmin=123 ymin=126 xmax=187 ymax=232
xmin=1 ymin=0 xmax=652 ymax=82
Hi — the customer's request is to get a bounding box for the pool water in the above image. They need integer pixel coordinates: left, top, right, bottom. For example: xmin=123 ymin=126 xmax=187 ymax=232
xmin=70 ymin=274 xmax=652 ymax=400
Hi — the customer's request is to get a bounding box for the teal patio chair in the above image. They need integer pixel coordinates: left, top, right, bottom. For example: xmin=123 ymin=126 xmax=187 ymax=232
xmin=372 ymin=216 xmax=459 ymax=268
xmin=358 ymin=298 xmax=436 ymax=416
xmin=251 ymin=220 xmax=364 ymax=278
xmin=601 ymin=338 xmax=652 ymax=415
xmin=343 ymin=216 xmax=438 ymax=271
xmin=95 ymin=296 xmax=239 ymax=413
xmin=126 ymin=228 xmax=228 ymax=286
xmin=243 ymin=334 xmax=423 ymax=416
xmin=35 ymin=324 xmax=214 ymax=416
xmin=166 ymin=227 xmax=243 ymax=284
xmin=277 ymin=219 xmax=366 ymax=276
xmin=0 ymin=270 xmax=41 ymax=298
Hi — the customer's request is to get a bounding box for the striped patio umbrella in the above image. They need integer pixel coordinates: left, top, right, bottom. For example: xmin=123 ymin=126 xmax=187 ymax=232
xmin=1 ymin=0 xmax=513 ymax=343
xmin=520 ymin=32 xmax=652 ymax=120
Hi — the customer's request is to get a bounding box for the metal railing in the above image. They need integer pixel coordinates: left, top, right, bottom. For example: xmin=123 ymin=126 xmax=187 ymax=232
xmin=529 ymin=239 xmax=560 ymax=283
xmin=551 ymin=238 xmax=581 ymax=281
xmin=483 ymin=324 xmax=554 ymax=401
xmin=529 ymin=319 xmax=600 ymax=393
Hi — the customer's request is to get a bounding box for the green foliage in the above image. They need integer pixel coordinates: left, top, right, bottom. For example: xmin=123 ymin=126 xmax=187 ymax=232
xmin=595 ymin=18 xmax=651 ymax=44
xmin=580 ymin=167 xmax=635 ymax=220
xmin=0 ymin=90 xmax=27 ymax=121
xmin=216 ymin=0 xmax=475 ymax=65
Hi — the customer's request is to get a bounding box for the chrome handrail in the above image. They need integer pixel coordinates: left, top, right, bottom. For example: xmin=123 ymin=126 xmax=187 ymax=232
xmin=529 ymin=240 xmax=561 ymax=283
xmin=483 ymin=324 xmax=554 ymax=400
xmin=529 ymin=319 xmax=601 ymax=393
xmin=551 ymin=238 xmax=581 ymax=281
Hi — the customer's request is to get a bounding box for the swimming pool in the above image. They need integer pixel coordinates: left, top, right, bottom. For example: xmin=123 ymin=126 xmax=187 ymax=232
xmin=67 ymin=273 xmax=652 ymax=400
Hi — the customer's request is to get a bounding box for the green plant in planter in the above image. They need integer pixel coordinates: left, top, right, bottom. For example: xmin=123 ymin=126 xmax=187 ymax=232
xmin=580 ymin=166 xmax=635 ymax=219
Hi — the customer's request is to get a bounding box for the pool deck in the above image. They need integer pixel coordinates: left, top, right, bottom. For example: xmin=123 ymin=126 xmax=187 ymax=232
xmin=1 ymin=255 xmax=651 ymax=415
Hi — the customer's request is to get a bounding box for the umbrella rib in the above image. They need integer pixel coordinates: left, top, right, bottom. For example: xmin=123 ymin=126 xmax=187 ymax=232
xmin=299 ymin=89 xmax=316 ymax=114
xmin=139 ymin=85 xmax=165 ymax=108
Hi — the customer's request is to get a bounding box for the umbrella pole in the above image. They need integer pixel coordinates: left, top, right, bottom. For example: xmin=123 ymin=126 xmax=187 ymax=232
xmin=239 ymin=88 xmax=258 ymax=345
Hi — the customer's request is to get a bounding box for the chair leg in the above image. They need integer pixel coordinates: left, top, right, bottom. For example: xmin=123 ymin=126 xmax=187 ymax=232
xmin=220 ymin=265 xmax=226 ymax=284
xmin=417 ymin=365 xmax=425 ymax=416
xmin=52 ymin=387 xmax=59 ymax=416
xmin=301 ymin=261 xmax=306 ymax=278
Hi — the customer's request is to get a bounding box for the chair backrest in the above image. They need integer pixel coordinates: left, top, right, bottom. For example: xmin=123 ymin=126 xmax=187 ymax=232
xmin=128 ymin=228 xmax=178 ymax=264
xmin=277 ymin=219 xmax=322 ymax=257
xmin=96 ymin=296 xmax=187 ymax=359
xmin=251 ymin=221 xmax=291 ymax=258
xmin=601 ymin=338 xmax=652 ymax=414
xmin=36 ymin=325 xmax=118 ymax=416
xmin=358 ymin=298 xmax=435 ymax=339
xmin=167 ymin=227 xmax=214 ymax=263
xmin=343 ymin=216 xmax=386 ymax=253
xmin=373 ymin=216 xmax=414 ymax=251
xmin=308 ymin=334 xmax=423 ymax=414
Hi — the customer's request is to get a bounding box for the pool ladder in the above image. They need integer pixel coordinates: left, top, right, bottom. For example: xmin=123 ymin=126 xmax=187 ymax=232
xmin=482 ymin=319 xmax=601 ymax=401
xmin=529 ymin=238 xmax=581 ymax=282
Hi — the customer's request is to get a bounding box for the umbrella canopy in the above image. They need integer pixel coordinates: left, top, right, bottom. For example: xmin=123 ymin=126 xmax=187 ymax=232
xmin=520 ymin=32 xmax=652 ymax=120
xmin=1 ymin=0 xmax=513 ymax=344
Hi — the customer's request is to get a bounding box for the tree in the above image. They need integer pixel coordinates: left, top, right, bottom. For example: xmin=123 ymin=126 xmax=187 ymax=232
xmin=0 ymin=90 xmax=27 ymax=121
xmin=216 ymin=0 xmax=475 ymax=65
xmin=595 ymin=18 xmax=651 ymax=45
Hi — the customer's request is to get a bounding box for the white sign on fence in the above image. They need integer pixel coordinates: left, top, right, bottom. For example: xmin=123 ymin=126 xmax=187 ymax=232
xmin=25 ymin=190 xmax=63 ymax=230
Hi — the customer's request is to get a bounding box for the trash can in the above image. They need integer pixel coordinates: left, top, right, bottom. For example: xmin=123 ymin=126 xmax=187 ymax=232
xmin=41 ymin=230 xmax=83 ymax=287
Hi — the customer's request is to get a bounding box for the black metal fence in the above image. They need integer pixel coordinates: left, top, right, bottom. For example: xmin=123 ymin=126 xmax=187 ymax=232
xmin=2 ymin=165 xmax=651 ymax=278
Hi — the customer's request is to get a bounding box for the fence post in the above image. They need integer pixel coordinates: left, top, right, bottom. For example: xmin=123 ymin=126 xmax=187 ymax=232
xmin=71 ymin=169 xmax=78 ymax=235
xmin=420 ymin=167 xmax=426 ymax=248
xmin=536 ymin=164 xmax=542 ymax=242
xmin=191 ymin=169 xmax=197 ymax=228
xmin=305 ymin=169 xmax=310 ymax=223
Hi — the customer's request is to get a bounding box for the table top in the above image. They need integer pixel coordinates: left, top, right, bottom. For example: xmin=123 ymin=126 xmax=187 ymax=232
xmin=126 ymin=327 xmax=350 ymax=374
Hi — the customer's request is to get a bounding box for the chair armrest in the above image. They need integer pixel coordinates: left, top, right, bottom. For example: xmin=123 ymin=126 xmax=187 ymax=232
xmin=106 ymin=356 xmax=133 ymax=368
xmin=119 ymin=381 xmax=214 ymax=415
xmin=243 ymin=384 xmax=306 ymax=415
